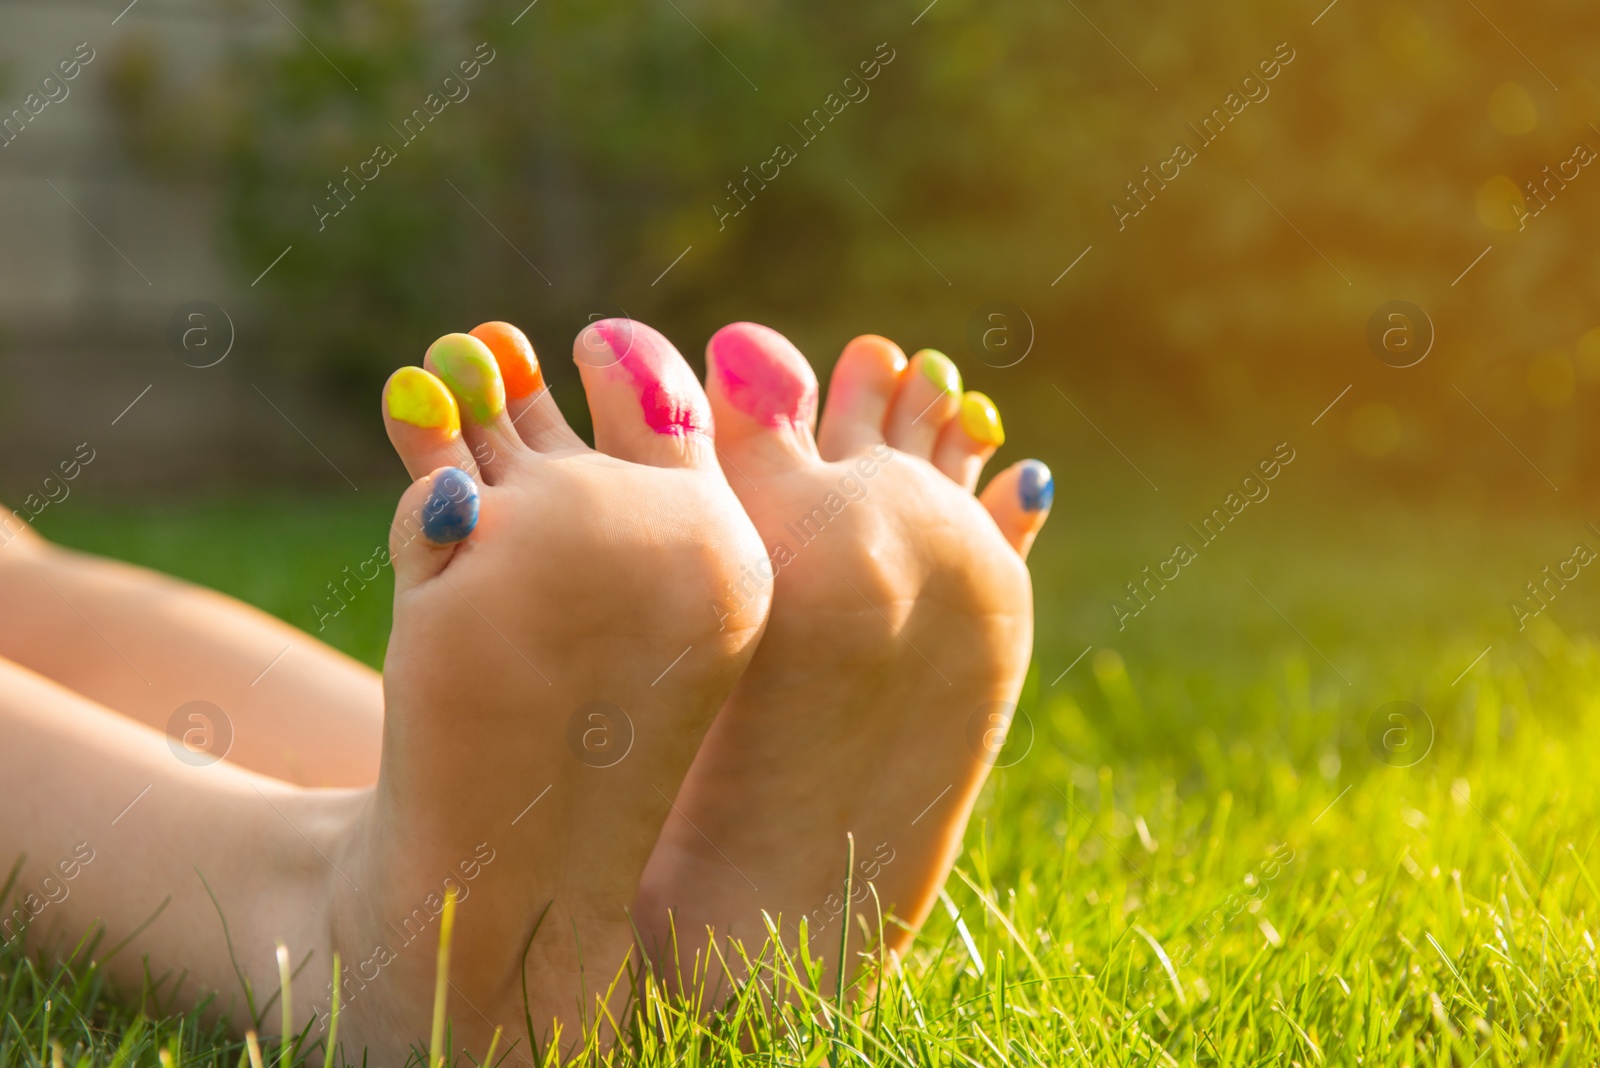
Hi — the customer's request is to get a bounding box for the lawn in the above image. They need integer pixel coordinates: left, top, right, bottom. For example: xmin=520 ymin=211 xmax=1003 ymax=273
xmin=7 ymin=478 xmax=1600 ymax=1065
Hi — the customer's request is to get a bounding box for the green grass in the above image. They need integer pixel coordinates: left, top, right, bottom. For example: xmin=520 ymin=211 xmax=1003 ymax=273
xmin=8 ymin=488 xmax=1600 ymax=1065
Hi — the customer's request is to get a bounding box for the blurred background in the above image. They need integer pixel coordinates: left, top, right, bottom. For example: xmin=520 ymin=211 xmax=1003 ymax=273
xmin=3 ymin=0 xmax=1600 ymax=774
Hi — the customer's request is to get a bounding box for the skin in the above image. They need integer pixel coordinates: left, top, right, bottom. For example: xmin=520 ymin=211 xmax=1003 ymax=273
xmin=634 ymin=323 xmax=1051 ymax=992
xmin=0 ymin=318 xmax=772 ymax=1062
xmin=0 ymin=522 xmax=386 ymax=787
xmin=0 ymin=317 xmax=1050 ymax=1038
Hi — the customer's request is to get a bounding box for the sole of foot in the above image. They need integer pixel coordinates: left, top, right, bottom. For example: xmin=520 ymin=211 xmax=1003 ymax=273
xmin=634 ymin=323 xmax=1051 ymax=994
xmin=320 ymin=319 xmax=771 ymax=1060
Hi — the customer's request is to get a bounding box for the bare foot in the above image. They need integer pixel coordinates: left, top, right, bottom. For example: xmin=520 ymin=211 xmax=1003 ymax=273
xmin=634 ymin=324 xmax=1050 ymax=988
xmin=326 ymin=320 xmax=770 ymax=1058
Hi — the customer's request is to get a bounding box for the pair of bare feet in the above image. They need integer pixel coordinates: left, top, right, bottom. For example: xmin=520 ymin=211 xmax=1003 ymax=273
xmin=1 ymin=317 xmax=1051 ymax=1062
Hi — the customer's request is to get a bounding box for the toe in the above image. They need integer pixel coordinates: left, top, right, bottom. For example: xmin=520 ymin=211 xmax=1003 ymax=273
xmin=424 ymin=332 xmax=529 ymax=483
xmin=932 ymin=391 xmax=1005 ymax=492
xmin=705 ymin=322 xmax=820 ymax=478
xmin=884 ymin=348 xmax=962 ymax=459
xmin=469 ymin=321 xmax=586 ymax=453
xmin=979 ymin=459 xmax=1053 ymax=559
xmin=816 ymin=334 xmax=907 ymax=461
xmin=383 ymin=367 xmax=478 ymax=481
xmin=389 ymin=466 xmax=480 ymax=589
xmin=573 ymin=318 xmax=716 ymax=470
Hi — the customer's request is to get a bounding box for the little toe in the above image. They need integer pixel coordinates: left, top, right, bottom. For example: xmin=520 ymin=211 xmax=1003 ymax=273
xmin=932 ymin=391 xmax=1005 ymax=492
xmin=383 ymin=367 xmax=478 ymax=481
xmin=388 ymin=465 xmax=481 ymax=589
xmin=884 ymin=348 xmax=963 ymax=459
xmin=573 ymin=318 xmax=716 ymax=470
xmin=469 ymin=321 xmax=585 ymax=453
xmin=816 ymin=334 xmax=907 ymax=461
xmin=705 ymin=322 xmax=820 ymax=478
xmin=423 ymin=332 xmax=529 ymax=482
xmin=979 ymin=458 xmax=1053 ymax=559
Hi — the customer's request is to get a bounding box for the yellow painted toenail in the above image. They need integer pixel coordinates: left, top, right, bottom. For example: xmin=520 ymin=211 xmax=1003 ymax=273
xmin=428 ymin=333 xmax=506 ymax=423
xmin=959 ymin=391 xmax=1005 ymax=447
xmin=916 ymin=349 xmax=962 ymax=396
xmin=386 ymin=367 xmax=461 ymax=434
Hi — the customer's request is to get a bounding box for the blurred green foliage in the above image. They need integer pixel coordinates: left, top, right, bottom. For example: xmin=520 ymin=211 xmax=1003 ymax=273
xmin=109 ymin=0 xmax=1600 ymax=485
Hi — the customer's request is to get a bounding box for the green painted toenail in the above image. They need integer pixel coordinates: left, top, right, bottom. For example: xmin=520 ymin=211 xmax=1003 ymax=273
xmin=916 ymin=349 xmax=962 ymax=396
xmin=428 ymin=333 xmax=506 ymax=424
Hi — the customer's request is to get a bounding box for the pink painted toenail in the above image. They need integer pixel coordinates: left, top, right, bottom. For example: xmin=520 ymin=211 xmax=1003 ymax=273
xmin=589 ymin=319 xmax=711 ymax=436
xmin=708 ymin=322 xmax=818 ymax=429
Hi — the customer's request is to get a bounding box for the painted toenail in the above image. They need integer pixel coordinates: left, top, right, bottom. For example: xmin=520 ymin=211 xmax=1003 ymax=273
xmin=917 ymin=349 xmax=962 ymax=396
xmin=959 ymin=392 xmax=1005 ymax=447
xmin=428 ymin=334 xmax=506 ymax=423
xmin=422 ymin=467 xmax=479 ymax=544
xmin=590 ymin=318 xmax=712 ymax=436
xmin=469 ymin=321 xmax=545 ymax=400
xmin=708 ymin=323 xmax=818 ymax=428
xmin=844 ymin=334 xmax=910 ymax=378
xmin=386 ymin=367 xmax=461 ymax=433
xmin=1018 ymin=460 xmax=1053 ymax=512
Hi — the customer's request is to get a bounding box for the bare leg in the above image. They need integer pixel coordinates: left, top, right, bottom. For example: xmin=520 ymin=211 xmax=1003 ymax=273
xmin=0 ymin=653 xmax=342 ymax=1027
xmin=0 ymin=524 xmax=382 ymax=786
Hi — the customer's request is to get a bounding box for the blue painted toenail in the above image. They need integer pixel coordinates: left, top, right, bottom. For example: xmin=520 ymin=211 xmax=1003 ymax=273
xmin=1018 ymin=460 xmax=1053 ymax=512
xmin=422 ymin=467 xmax=479 ymax=544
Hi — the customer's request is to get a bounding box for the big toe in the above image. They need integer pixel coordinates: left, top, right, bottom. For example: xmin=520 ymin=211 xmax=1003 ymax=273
xmin=979 ymin=458 xmax=1054 ymax=559
xmin=705 ymin=321 xmax=820 ymax=478
xmin=574 ymin=318 xmax=717 ymax=470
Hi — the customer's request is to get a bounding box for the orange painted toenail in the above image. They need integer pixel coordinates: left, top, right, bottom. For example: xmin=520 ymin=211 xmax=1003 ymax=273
xmin=470 ymin=321 xmax=545 ymax=400
xmin=843 ymin=334 xmax=909 ymax=374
